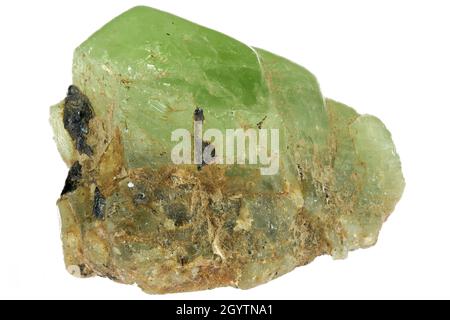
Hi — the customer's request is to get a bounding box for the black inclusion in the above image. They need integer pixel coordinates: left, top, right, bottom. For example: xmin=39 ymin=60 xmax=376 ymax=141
xmin=93 ymin=187 xmax=106 ymax=219
xmin=194 ymin=107 xmax=204 ymax=121
xmin=61 ymin=161 xmax=82 ymax=195
xmin=197 ymin=141 xmax=216 ymax=171
xmin=63 ymin=85 xmax=94 ymax=156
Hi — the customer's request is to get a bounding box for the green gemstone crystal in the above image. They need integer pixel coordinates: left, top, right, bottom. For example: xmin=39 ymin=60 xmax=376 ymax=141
xmin=50 ymin=6 xmax=404 ymax=293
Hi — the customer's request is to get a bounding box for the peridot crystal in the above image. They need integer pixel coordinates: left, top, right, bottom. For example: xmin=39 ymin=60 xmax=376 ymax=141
xmin=50 ymin=6 xmax=404 ymax=293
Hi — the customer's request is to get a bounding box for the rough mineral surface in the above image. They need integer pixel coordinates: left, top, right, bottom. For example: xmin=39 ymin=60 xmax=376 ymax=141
xmin=50 ymin=6 xmax=405 ymax=293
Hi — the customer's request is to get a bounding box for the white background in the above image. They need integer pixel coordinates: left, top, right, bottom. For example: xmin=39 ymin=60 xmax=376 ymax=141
xmin=0 ymin=0 xmax=449 ymax=300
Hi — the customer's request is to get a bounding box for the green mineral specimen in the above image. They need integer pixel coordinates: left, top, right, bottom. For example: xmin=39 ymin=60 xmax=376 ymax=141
xmin=50 ymin=6 xmax=404 ymax=293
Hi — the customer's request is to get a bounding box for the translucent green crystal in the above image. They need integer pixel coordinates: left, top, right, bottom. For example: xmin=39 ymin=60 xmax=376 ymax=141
xmin=50 ymin=6 xmax=404 ymax=293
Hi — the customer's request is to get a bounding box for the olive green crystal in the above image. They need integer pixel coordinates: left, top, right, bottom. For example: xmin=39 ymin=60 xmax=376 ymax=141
xmin=50 ymin=6 xmax=404 ymax=293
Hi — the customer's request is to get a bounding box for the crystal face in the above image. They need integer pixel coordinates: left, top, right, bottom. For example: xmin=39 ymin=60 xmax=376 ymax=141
xmin=50 ymin=6 xmax=405 ymax=293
